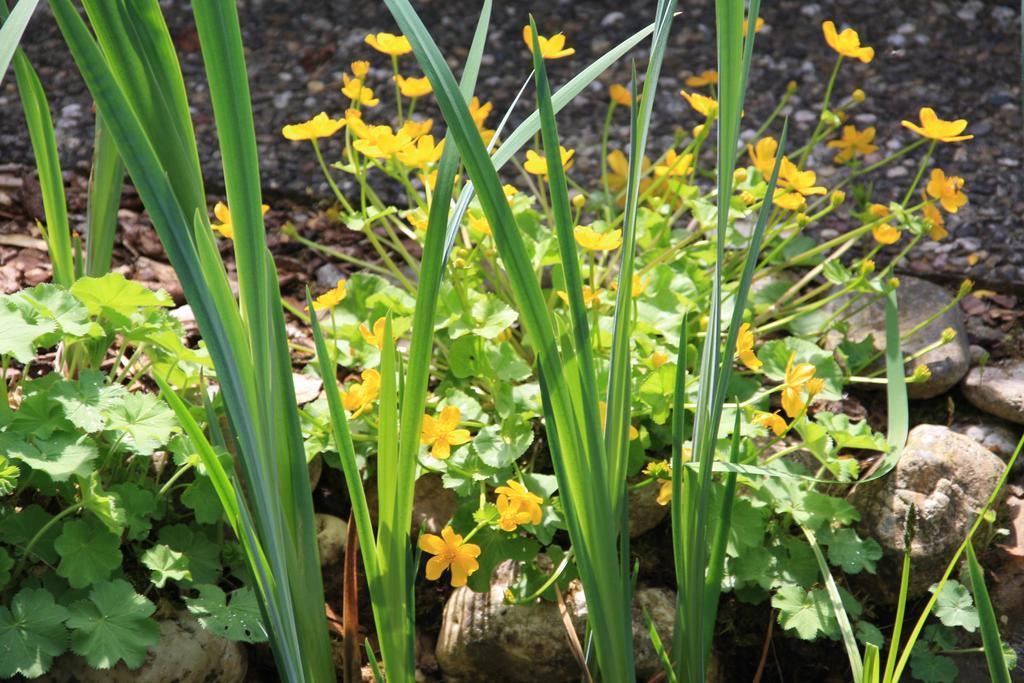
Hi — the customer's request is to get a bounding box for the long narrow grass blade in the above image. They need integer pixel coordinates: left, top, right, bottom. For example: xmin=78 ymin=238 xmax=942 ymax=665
xmin=85 ymin=112 xmax=124 ymax=276
xmin=606 ymin=0 xmax=677 ymax=521
xmin=0 ymin=0 xmax=40 ymax=86
xmin=966 ymin=543 xmax=1012 ymax=683
xmin=382 ymin=3 xmax=631 ymax=677
xmin=803 ymin=526 xmax=863 ymax=681
xmin=82 ymin=0 xmax=206 ymax=219
xmin=9 ymin=46 xmax=74 ymax=286
xmin=863 ymin=643 xmax=881 ymax=683
xmin=702 ymin=411 xmax=740 ymax=652
xmin=881 ymin=506 xmax=914 ymax=683
xmin=670 ymin=316 xmax=688 ymax=672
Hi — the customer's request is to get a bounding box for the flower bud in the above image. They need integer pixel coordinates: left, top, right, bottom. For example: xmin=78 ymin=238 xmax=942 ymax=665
xmin=786 ymin=80 xmax=799 ymax=93
xmin=888 ymin=277 xmax=901 ymax=289
xmin=740 ymin=191 xmax=756 ymax=206
xmin=797 ymin=213 xmax=810 ymax=227
xmin=958 ymin=279 xmax=974 ymax=297
xmin=820 ymin=110 xmax=841 ymax=128
xmin=852 ymin=88 xmax=866 ymax=103
xmin=909 ymin=364 xmax=932 ymax=382
xmin=940 ymin=327 xmax=957 ymax=343
xmin=692 ymin=124 xmax=705 ymax=138
xmin=859 ymin=259 xmax=876 ymax=274
xmin=830 ymin=190 xmax=846 ymax=206
xmin=733 ymin=168 xmax=748 ymax=183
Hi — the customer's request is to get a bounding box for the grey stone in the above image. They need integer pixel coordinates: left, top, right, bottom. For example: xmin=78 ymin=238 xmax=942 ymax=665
xmin=43 ymin=611 xmax=247 ymax=682
xmin=315 ymin=513 xmax=347 ymax=566
xmin=436 ymin=561 xmax=695 ymax=683
xmin=367 ymin=473 xmax=458 ymax=537
xmin=829 ymin=276 xmax=969 ymax=399
xmin=952 ymin=419 xmax=1023 ymax=465
xmin=628 ymin=479 xmax=669 ymax=537
xmin=962 ymin=360 xmax=1024 ymax=425
xmin=849 ymin=425 xmax=1005 ymax=597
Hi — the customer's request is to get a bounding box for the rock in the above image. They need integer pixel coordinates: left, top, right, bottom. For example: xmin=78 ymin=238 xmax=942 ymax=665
xmin=436 ymin=560 xmax=697 ymax=682
xmin=962 ymin=360 xmax=1024 ymax=425
xmin=628 ymin=479 xmax=669 ymax=537
xmin=43 ymin=611 xmax=246 ymax=682
xmin=849 ymin=425 xmax=1005 ymax=597
xmin=315 ymin=513 xmax=347 ymax=566
xmin=829 ymin=276 xmax=969 ymax=399
xmin=952 ymin=419 xmax=1023 ymax=467
xmin=308 ymin=453 xmax=323 ymax=490
xmin=368 ymin=473 xmax=458 ymax=537
xmin=292 ymin=372 xmax=323 ymax=404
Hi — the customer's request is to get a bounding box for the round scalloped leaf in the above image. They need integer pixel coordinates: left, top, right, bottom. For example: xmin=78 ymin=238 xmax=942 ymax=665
xmin=0 ymin=587 xmax=70 ymax=678
xmin=67 ymin=579 xmax=159 ymax=670
xmin=54 ymin=518 xmax=121 ymax=589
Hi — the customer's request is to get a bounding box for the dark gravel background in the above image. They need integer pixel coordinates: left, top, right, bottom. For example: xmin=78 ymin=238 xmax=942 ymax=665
xmin=1 ymin=0 xmax=1022 ymax=288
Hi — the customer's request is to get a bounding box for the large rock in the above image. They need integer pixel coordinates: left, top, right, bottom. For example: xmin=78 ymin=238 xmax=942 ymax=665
xmin=43 ymin=611 xmax=247 ymax=682
xmin=628 ymin=478 xmax=670 ymax=537
xmin=315 ymin=513 xmax=347 ymax=566
xmin=435 ymin=560 xmax=696 ymax=682
xmin=952 ymin=418 xmax=1023 ymax=468
xmin=829 ymin=276 xmax=969 ymax=399
xmin=962 ymin=360 xmax=1024 ymax=425
xmin=849 ymin=425 xmax=1005 ymax=597
xmin=367 ymin=473 xmax=458 ymax=537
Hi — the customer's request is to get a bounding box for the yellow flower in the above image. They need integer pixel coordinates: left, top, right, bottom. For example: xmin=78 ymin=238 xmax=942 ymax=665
xmin=685 ymin=70 xmax=718 ymax=87
xmin=753 ymin=411 xmax=788 ymax=437
xmin=469 ymin=97 xmax=493 ymax=130
xmin=312 ymin=278 xmax=347 ymax=311
xmin=609 ymin=83 xmax=633 ymax=107
xmin=679 ymin=90 xmax=718 ymax=118
xmin=598 ymin=400 xmax=639 ymax=441
xmin=556 ymin=286 xmax=604 ymax=308
xmin=418 ymin=526 xmax=481 ymax=587
xmin=394 ymin=74 xmax=432 ymax=98
xmin=868 ymin=203 xmax=890 ymax=218
xmin=421 ymin=405 xmax=472 ymax=460
xmin=806 ymin=377 xmax=826 ymax=397
xmin=467 ymin=210 xmax=491 ymax=236
xmin=779 ymin=157 xmax=827 ymax=197
xmin=827 ymin=125 xmax=878 ymax=164
xmin=872 ymin=224 xmax=901 ymax=245
xmin=353 ymin=125 xmax=414 ymax=159
xmin=211 ymin=201 xmax=269 ymax=240
xmin=651 ymin=351 xmax=669 ymax=369
xmin=653 ymin=149 xmax=693 ymax=178
xmin=365 ymin=32 xmax=412 ymax=56
xmin=610 ymin=273 xmax=649 ymax=298
xmin=605 ymin=149 xmax=652 ymax=195
xmin=351 ymin=60 xmax=370 ymax=78
xmin=340 ymin=369 xmax=381 ymax=418
xmin=398 ymin=118 xmax=433 ymax=139
xmin=821 ymin=21 xmax=874 ymax=63
xmin=573 ymin=225 xmax=622 ymax=252
xmin=781 ymin=352 xmax=817 ymax=418
xmin=736 ymin=322 xmax=762 ymax=371
xmin=926 ymin=168 xmax=968 ymax=213
xmin=772 ymin=190 xmax=805 ymax=211
xmin=901 ymin=107 xmax=973 ymax=143
xmin=495 ymin=479 xmax=544 ymax=526
xmin=522 ymin=25 xmax=575 ymax=60
xmin=359 ymin=317 xmax=390 ymax=349
xmin=524 ymin=146 xmax=574 ymax=176
xmin=341 ymin=74 xmax=379 ymax=107
xmin=281 ymin=112 xmax=345 ymax=141
xmin=923 ymin=201 xmax=948 ymax=241
xmin=397 ymin=134 xmax=445 ymax=168
xmin=747 ymin=136 xmax=778 ymax=177
xmin=743 ymin=17 xmax=765 ymax=36
xmin=496 ymin=497 xmax=533 ymax=532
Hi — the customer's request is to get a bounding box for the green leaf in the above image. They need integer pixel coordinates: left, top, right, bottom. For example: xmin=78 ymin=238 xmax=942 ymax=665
xmin=141 ymin=544 xmax=191 ymax=588
xmin=103 ymin=392 xmax=178 ymax=455
xmin=0 ymin=504 xmax=61 ymax=564
xmin=451 ymin=294 xmax=518 ymax=340
xmin=772 ymin=584 xmax=831 ymax=640
xmin=108 ymin=483 xmax=157 ymax=541
xmin=470 ymin=419 xmax=533 ymax=469
xmin=185 ymin=585 xmax=267 ymax=643
xmin=0 ymin=301 xmax=56 ymax=362
xmin=67 ymin=579 xmax=160 ymax=669
xmin=158 ymin=524 xmax=221 ymax=584
xmin=814 ymin=412 xmax=889 ymax=452
xmin=0 ymin=432 xmax=99 ymax=482
xmin=0 ymin=587 xmax=70 ymax=678
xmin=54 ymin=518 xmax=122 ymax=588
xmin=70 ymin=272 xmax=172 ymax=324
xmin=824 ymin=528 xmax=882 ymax=574
xmin=52 ymin=370 xmax=127 ymax=433
xmin=15 ymin=284 xmax=93 ymax=338
xmin=910 ymin=647 xmax=958 ymax=683
xmin=181 ymin=475 xmax=224 ymax=524
xmin=0 ymin=547 xmax=12 ymax=589
xmin=932 ymin=580 xmax=979 ymax=632
xmin=0 ymin=0 xmax=43 ymax=88
xmin=757 ymin=337 xmax=843 ymax=399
